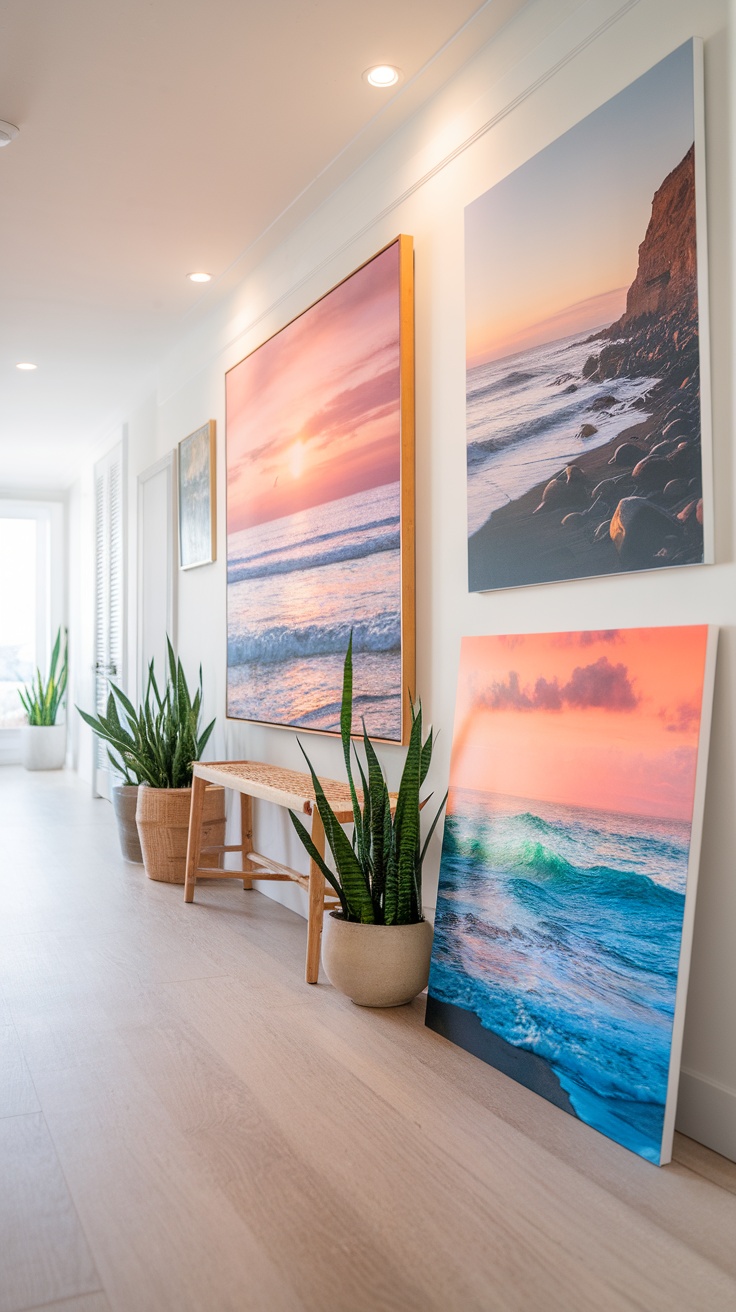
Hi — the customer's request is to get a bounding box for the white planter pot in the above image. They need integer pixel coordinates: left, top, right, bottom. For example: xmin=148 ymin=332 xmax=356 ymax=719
xmin=20 ymin=723 xmax=66 ymax=771
xmin=321 ymin=914 xmax=434 ymax=1007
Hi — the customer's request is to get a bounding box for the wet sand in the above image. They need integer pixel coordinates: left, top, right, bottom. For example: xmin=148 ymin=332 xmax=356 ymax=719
xmin=468 ymin=375 xmax=702 ymax=592
xmin=425 ymin=994 xmax=576 ymax=1116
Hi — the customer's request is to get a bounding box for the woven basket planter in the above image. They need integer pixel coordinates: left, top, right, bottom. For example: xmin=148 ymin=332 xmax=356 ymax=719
xmin=136 ymin=784 xmax=225 ymax=884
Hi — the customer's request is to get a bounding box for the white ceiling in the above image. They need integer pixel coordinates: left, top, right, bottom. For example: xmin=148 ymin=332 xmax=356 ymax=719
xmin=0 ymin=0 xmax=527 ymax=490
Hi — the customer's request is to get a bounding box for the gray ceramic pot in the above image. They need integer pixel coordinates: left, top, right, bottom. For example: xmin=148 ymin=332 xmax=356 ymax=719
xmin=112 ymin=785 xmax=143 ymax=863
xmin=321 ymin=914 xmax=434 ymax=1007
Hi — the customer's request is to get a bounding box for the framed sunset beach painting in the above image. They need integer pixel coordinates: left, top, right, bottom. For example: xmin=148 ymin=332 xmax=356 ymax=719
xmin=178 ymin=420 xmax=216 ymax=569
xmin=465 ymin=41 xmax=713 ymax=592
xmin=225 ymin=237 xmax=415 ymax=742
xmin=426 ymin=627 xmax=717 ymax=1165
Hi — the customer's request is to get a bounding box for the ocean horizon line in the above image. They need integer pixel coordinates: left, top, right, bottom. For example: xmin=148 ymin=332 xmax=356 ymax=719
xmin=448 ymin=784 xmax=692 ymax=828
xmin=466 ymin=319 xmax=615 ymax=374
xmin=227 ymin=476 xmax=400 ymax=539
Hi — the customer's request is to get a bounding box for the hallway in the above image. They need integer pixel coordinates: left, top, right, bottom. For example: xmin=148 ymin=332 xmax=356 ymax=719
xmin=1 ymin=768 xmax=735 ymax=1312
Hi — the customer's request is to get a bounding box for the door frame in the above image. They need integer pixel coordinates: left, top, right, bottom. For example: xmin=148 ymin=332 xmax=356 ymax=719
xmin=92 ymin=440 xmax=127 ymax=799
xmin=136 ymin=451 xmax=177 ymax=702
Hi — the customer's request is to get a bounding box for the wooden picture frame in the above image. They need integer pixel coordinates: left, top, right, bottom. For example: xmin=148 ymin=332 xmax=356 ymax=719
xmin=178 ymin=420 xmax=216 ymax=570
xmin=225 ymin=235 xmax=415 ymax=743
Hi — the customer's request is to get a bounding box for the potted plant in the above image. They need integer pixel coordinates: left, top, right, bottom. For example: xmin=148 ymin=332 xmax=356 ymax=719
xmin=77 ymin=676 xmax=150 ymax=863
xmin=78 ymin=640 xmax=224 ymax=881
xmin=289 ymin=636 xmax=447 ymax=1007
xmin=19 ymin=628 xmax=68 ymax=771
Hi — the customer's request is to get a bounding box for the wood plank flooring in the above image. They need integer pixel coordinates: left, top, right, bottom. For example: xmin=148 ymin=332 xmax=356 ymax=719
xmin=1 ymin=767 xmax=735 ymax=1312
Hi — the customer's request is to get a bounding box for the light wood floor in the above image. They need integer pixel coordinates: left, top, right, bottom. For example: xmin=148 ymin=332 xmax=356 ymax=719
xmin=1 ymin=768 xmax=735 ymax=1312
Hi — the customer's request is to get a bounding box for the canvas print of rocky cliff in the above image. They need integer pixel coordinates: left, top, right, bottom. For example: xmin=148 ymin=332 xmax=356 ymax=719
xmin=466 ymin=41 xmax=711 ymax=591
xmin=225 ymin=237 xmax=414 ymax=741
xmin=426 ymin=627 xmax=716 ymax=1165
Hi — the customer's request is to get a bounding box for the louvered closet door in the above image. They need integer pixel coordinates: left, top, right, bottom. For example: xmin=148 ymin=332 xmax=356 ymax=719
xmin=93 ymin=443 xmax=124 ymax=799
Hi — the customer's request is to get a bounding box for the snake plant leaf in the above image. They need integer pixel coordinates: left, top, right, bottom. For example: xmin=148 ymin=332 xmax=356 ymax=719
xmin=297 ymin=740 xmax=374 ymax=923
xmin=362 ymin=722 xmax=389 ymax=907
xmin=106 ymin=746 xmax=134 ymax=785
xmin=48 ymin=628 xmax=61 ymax=682
xmin=353 ymin=746 xmax=371 ymax=855
xmin=352 ymin=745 xmax=377 ymax=901
xmin=420 ymin=720 xmax=434 ymax=788
xmin=420 ymin=789 xmax=448 ymax=867
xmin=108 ymin=681 xmax=138 ymax=725
xmin=167 ymin=637 xmax=177 ymax=690
xmin=196 ymin=717 xmax=216 ymax=758
xmin=287 ymin=641 xmax=446 ymax=926
xmin=105 ymin=691 xmax=124 ymax=739
xmin=392 ymin=705 xmax=423 ymax=923
xmin=287 ymin=810 xmax=349 ymax=918
xmin=384 ymin=833 xmax=398 ymax=925
xmin=148 ymin=662 xmax=164 ymax=711
xmin=176 ymin=659 xmax=191 ymax=724
xmin=80 ymin=636 xmax=214 ymax=788
xmin=339 ymin=632 xmax=364 ymax=858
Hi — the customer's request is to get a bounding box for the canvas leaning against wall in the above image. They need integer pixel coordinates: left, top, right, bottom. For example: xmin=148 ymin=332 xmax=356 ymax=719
xmin=178 ymin=420 xmax=216 ymax=569
xmin=225 ymin=236 xmax=415 ymax=742
xmin=426 ymin=627 xmax=717 ymax=1165
xmin=465 ymin=40 xmax=712 ymax=591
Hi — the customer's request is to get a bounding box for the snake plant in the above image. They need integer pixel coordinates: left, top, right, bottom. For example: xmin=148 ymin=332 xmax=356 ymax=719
xmin=77 ymin=638 xmax=215 ymax=788
xmin=19 ymin=628 xmax=68 ymax=726
xmin=289 ymin=635 xmax=447 ymax=925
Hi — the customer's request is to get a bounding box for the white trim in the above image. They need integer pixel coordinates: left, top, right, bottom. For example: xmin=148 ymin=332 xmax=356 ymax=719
xmin=136 ymin=451 xmax=177 ymax=700
xmin=92 ymin=442 xmax=126 ymax=799
xmin=677 ymin=1068 xmax=736 ymax=1163
xmin=660 ymin=626 xmax=719 ymax=1165
xmin=0 ymin=730 xmax=21 ymax=764
xmin=691 ymin=37 xmax=714 ymax=566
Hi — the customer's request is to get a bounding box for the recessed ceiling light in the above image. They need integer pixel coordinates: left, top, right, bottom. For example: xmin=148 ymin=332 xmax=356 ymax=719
xmin=0 ymin=120 xmax=19 ymax=147
xmin=187 ymin=272 xmax=211 ymax=283
xmin=16 ymin=362 xmax=37 ymax=371
xmin=364 ymin=65 xmax=400 ymax=88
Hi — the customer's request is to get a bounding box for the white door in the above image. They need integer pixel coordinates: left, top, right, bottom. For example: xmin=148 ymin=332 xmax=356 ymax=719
xmin=137 ymin=452 xmax=177 ymax=699
xmin=93 ymin=443 xmax=124 ymax=799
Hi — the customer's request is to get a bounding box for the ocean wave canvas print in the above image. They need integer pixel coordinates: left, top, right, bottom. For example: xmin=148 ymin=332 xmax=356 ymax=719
xmin=465 ymin=40 xmax=712 ymax=591
xmin=225 ymin=237 xmax=414 ymax=741
xmin=426 ymin=627 xmax=716 ymax=1164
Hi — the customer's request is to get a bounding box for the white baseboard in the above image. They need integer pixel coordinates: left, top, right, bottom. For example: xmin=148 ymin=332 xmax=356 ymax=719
xmin=677 ymin=1068 xmax=736 ymax=1162
xmin=0 ymin=730 xmax=21 ymax=764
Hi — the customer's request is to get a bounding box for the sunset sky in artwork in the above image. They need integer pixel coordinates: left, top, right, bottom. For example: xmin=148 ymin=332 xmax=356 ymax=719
xmin=449 ymin=628 xmax=710 ymax=822
xmin=226 ymin=242 xmax=401 ymax=533
xmin=465 ymin=43 xmax=695 ymax=366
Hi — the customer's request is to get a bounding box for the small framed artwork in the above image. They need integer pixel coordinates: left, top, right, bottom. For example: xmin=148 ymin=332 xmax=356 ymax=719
xmin=426 ymin=625 xmax=717 ymax=1165
xmin=465 ymin=40 xmax=712 ymax=591
xmin=225 ymin=235 xmax=415 ymax=743
xmin=178 ymin=420 xmax=216 ymax=569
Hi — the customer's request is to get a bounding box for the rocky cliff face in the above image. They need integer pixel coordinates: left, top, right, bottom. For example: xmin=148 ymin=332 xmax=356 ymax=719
xmin=612 ymin=144 xmax=697 ymax=333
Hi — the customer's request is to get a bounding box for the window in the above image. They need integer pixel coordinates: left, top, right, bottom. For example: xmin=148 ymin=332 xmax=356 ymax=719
xmin=0 ymin=502 xmax=63 ymax=741
xmin=0 ymin=518 xmax=38 ymax=728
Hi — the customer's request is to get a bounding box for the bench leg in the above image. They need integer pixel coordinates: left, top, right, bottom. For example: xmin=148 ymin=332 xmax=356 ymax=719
xmin=306 ymin=810 xmax=326 ymax=985
xmin=240 ymin=793 xmax=253 ymax=889
xmin=184 ymin=774 xmax=207 ymax=903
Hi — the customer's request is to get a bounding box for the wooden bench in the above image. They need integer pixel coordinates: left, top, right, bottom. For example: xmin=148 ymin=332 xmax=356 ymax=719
xmin=184 ymin=760 xmax=357 ymax=984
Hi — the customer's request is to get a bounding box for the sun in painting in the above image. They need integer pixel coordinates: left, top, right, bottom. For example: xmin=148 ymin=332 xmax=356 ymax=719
xmin=288 ymin=439 xmax=306 ymax=480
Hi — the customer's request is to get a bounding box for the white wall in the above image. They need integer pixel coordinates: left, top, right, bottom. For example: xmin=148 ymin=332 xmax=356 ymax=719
xmin=82 ymin=0 xmax=735 ymax=1157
